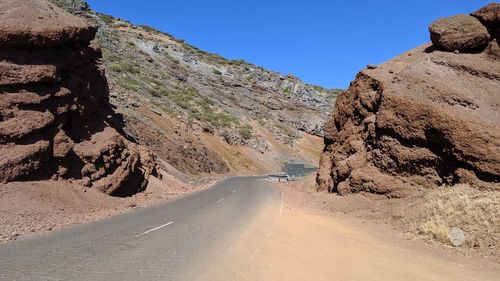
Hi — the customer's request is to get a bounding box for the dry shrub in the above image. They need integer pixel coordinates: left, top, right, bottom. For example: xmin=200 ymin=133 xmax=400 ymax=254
xmin=414 ymin=184 xmax=500 ymax=249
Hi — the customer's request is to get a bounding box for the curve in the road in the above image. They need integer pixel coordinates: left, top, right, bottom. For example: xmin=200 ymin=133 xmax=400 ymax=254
xmin=0 ymin=177 xmax=281 ymax=281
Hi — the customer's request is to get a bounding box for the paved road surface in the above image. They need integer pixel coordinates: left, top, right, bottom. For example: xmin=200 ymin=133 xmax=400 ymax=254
xmin=0 ymin=177 xmax=281 ymax=281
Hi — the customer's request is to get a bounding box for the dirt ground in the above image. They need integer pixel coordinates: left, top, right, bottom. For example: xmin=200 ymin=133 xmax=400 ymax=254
xmin=0 ymin=169 xmax=220 ymax=243
xmin=237 ymin=206 xmax=500 ymax=281
xmin=277 ymin=175 xmax=500 ymax=260
xmin=230 ymin=177 xmax=500 ymax=280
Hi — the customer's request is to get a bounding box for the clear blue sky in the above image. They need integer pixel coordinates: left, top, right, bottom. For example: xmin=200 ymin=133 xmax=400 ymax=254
xmin=86 ymin=0 xmax=492 ymax=89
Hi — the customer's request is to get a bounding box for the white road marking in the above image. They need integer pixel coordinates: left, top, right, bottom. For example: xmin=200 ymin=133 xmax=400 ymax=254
xmin=135 ymin=221 xmax=173 ymax=238
xmin=216 ymin=198 xmax=224 ymax=204
xmin=232 ymin=189 xmax=237 ymax=193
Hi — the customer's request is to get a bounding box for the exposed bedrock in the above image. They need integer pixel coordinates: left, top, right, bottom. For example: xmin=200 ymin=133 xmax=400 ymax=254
xmin=0 ymin=0 xmax=157 ymax=196
xmin=317 ymin=4 xmax=500 ymax=197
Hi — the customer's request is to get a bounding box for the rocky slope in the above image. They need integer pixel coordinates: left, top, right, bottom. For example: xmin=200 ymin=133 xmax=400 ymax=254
xmin=317 ymin=3 xmax=500 ymax=197
xmin=0 ymin=0 xmax=157 ymax=196
xmin=50 ymin=0 xmax=340 ymax=175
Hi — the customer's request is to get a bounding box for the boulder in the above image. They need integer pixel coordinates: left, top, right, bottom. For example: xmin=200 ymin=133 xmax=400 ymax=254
xmin=52 ymin=130 xmax=74 ymax=158
xmin=429 ymin=14 xmax=490 ymax=51
xmin=472 ymin=3 xmax=500 ymax=40
xmin=486 ymin=39 xmax=500 ymax=59
xmin=0 ymin=0 xmax=157 ymax=196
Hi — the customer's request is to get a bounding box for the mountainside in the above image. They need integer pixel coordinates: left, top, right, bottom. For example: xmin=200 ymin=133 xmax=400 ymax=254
xmin=317 ymin=4 xmax=500 ymax=197
xmin=51 ymin=0 xmax=340 ymax=176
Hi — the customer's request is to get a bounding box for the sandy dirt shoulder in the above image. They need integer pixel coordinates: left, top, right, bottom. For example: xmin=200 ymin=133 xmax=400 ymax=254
xmin=232 ymin=181 xmax=500 ymax=281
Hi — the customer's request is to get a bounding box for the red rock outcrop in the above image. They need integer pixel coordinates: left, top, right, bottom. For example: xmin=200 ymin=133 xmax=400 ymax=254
xmin=472 ymin=3 xmax=500 ymax=40
xmin=0 ymin=0 xmax=157 ymax=196
xmin=317 ymin=4 xmax=500 ymax=197
xmin=429 ymin=14 xmax=490 ymax=52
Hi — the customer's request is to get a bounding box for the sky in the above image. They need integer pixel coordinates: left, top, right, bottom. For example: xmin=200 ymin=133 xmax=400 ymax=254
xmin=86 ymin=0 xmax=492 ymax=89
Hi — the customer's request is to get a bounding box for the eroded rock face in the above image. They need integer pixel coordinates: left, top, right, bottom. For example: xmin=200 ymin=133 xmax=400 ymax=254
xmin=318 ymin=5 xmax=500 ymax=197
xmin=429 ymin=14 xmax=490 ymax=52
xmin=0 ymin=0 xmax=157 ymax=196
xmin=472 ymin=3 xmax=500 ymax=40
xmin=0 ymin=0 xmax=96 ymax=48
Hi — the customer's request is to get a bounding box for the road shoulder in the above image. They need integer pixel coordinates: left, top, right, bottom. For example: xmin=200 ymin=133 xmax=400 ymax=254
xmin=216 ymin=181 xmax=500 ymax=281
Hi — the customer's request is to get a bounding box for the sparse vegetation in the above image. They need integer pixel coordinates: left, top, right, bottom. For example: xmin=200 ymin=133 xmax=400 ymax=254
xmin=112 ymin=21 xmax=129 ymax=28
xmin=139 ymin=24 xmax=159 ymax=33
xmin=213 ymin=69 xmax=222 ymax=75
xmin=115 ymin=76 xmax=142 ymax=90
xmin=232 ymin=59 xmax=248 ymax=65
xmin=274 ymin=123 xmax=295 ymax=139
xmin=413 ymin=184 xmax=500 ymax=249
xmin=238 ymin=124 xmax=253 ymax=140
xmin=108 ymin=62 xmax=140 ymax=74
xmin=326 ymin=88 xmax=343 ymax=103
xmin=146 ymin=85 xmax=238 ymax=128
xmin=164 ymin=53 xmax=179 ymax=64
xmin=191 ymin=110 xmax=237 ymax=128
xmin=97 ymin=13 xmax=115 ymax=25
xmin=104 ymin=49 xmax=240 ymax=128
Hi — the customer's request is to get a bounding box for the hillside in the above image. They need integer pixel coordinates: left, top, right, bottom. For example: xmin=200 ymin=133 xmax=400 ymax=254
xmin=51 ymin=0 xmax=340 ymax=176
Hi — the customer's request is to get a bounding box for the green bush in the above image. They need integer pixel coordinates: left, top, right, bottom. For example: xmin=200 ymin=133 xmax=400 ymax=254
xmin=112 ymin=22 xmax=129 ymax=28
xmin=165 ymin=53 xmax=180 ymax=64
xmin=239 ymin=124 xmax=253 ymax=140
xmin=150 ymin=90 xmax=162 ymax=98
xmin=212 ymin=69 xmax=222 ymax=75
xmin=274 ymin=123 xmax=294 ymax=138
xmin=98 ymin=13 xmax=114 ymax=25
xmin=139 ymin=24 xmax=158 ymax=33
xmin=115 ymin=76 xmax=142 ymax=90
xmin=109 ymin=62 xmax=140 ymax=74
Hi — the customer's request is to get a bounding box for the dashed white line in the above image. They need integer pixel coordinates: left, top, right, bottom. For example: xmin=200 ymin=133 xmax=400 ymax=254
xmin=216 ymin=198 xmax=224 ymax=204
xmin=135 ymin=221 xmax=173 ymax=238
xmin=232 ymin=189 xmax=237 ymax=193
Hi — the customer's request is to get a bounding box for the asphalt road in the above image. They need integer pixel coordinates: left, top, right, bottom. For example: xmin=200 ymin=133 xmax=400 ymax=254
xmin=0 ymin=177 xmax=282 ymax=281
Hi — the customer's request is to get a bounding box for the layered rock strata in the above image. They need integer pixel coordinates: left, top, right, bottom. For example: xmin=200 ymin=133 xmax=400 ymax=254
xmin=0 ymin=0 xmax=157 ymax=196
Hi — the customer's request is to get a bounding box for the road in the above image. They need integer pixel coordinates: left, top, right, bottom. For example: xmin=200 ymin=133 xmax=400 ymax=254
xmin=0 ymin=177 xmax=282 ymax=281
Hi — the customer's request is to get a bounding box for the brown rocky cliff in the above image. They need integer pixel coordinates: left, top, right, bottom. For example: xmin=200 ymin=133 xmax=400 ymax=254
xmin=0 ymin=0 xmax=157 ymax=196
xmin=317 ymin=3 xmax=500 ymax=197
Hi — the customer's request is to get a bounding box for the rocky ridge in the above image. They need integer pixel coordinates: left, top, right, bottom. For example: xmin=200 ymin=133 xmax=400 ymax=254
xmin=0 ymin=0 xmax=157 ymax=196
xmin=317 ymin=3 xmax=500 ymax=197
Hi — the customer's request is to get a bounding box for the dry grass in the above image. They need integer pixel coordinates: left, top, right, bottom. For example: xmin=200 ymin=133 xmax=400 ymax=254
xmin=413 ymin=184 xmax=500 ymax=250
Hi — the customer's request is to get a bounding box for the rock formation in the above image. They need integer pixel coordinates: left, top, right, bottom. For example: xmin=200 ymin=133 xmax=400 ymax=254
xmin=429 ymin=14 xmax=490 ymax=52
xmin=317 ymin=4 xmax=500 ymax=197
xmin=0 ymin=0 xmax=157 ymax=196
xmin=472 ymin=3 xmax=500 ymax=41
